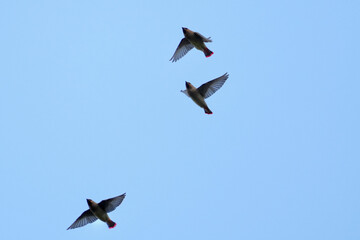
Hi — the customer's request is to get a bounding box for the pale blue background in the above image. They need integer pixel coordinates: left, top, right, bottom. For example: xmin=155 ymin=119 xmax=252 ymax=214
xmin=1 ymin=1 xmax=359 ymax=239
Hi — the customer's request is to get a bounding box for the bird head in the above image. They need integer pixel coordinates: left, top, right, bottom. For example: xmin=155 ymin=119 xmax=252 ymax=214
xmin=185 ymin=81 xmax=194 ymax=90
xmin=86 ymin=199 xmax=94 ymax=207
xmin=182 ymin=27 xmax=188 ymax=34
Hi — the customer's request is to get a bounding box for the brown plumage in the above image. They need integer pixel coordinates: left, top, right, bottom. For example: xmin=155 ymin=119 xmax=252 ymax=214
xmin=170 ymin=27 xmax=213 ymax=62
xmin=67 ymin=193 xmax=126 ymax=230
xmin=181 ymin=73 xmax=229 ymax=114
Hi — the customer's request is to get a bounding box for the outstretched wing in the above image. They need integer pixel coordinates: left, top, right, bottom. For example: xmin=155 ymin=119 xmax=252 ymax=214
xmin=194 ymin=32 xmax=212 ymax=42
xmin=197 ymin=73 xmax=229 ymax=99
xmin=98 ymin=193 xmax=126 ymax=213
xmin=170 ymin=38 xmax=194 ymax=62
xmin=67 ymin=210 xmax=97 ymax=230
xmin=181 ymin=90 xmax=190 ymax=97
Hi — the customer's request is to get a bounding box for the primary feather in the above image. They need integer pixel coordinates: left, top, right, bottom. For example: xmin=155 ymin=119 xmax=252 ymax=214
xmin=197 ymin=73 xmax=229 ymax=99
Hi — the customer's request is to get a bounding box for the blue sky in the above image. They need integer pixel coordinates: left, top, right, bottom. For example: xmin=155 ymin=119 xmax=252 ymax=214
xmin=1 ymin=0 xmax=359 ymax=239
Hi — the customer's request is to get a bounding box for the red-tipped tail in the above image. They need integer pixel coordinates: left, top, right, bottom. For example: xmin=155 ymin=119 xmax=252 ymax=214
xmin=107 ymin=220 xmax=116 ymax=229
xmin=204 ymin=48 xmax=213 ymax=58
xmin=204 ymin=107 xmax=213 ymax=114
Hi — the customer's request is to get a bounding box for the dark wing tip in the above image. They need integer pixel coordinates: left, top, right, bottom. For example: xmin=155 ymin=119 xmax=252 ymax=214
xmin=169 ymin=38 xmax=193 ymax=62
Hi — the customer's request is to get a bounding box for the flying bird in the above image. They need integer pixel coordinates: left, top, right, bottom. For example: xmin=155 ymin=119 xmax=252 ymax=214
xmin=181 ymin=73 xmax=229 ymax=114
xmin=170 ymin=27 xmax=213 ymax=62
xmin=67 ymin=193 xmax=126 ymax=230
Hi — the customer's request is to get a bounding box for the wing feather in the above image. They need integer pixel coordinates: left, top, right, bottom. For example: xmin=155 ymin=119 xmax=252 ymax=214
xmin=194 ymin=32 xmax=212 ymax=42
xmin=170 ymin=38 xmax=194 ymax=62
xmin=98 ymin=193 xmax=126 ymax=213
xmin=197 ymin=73 xmax=229 ymax=99
xmin=181 ymin=90 xmax=190 ymax=97
xmin=67 ymin=210 xmax=97 ymax=230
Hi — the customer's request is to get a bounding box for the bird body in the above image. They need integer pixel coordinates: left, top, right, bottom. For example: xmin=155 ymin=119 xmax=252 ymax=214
xmin=181 ymin=73 xmax=229 ymax=114
xmin=182 ymin=28 xmax=213 ymax=56
xmin=170 ymin=27 xmax=213 ymax=62
xmin=67 ymin=193 xmax=126 ymax=230
xmin=184 ymin=82 xmax=212 ymax=114
xmin=87 ymin=199 xmax=116 ymax=228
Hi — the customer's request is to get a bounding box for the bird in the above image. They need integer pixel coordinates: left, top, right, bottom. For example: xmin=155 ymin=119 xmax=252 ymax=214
xmin=67 ymin=193 xmax=126 ymax=230
xmin=181 ymin=73 xmax=229 ymax=114
xmin=170 ymin=27 xmax=213 ymax=62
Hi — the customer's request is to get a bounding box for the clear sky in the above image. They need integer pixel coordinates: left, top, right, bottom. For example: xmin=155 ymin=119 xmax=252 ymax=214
xmin=1 ymin=0 xmax=359 ymax=239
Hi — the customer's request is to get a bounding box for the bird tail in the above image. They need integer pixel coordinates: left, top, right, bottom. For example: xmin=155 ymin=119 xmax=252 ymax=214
xmin=204 ymin=47 xmax=213 ymax=58
xmin=204 ymin=107 xmax=213 ymax=114
xmin=107 ymin=220 xmax=117 ymax=229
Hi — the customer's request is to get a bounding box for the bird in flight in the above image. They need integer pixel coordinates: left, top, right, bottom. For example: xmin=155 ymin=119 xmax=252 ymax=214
xmin=181 ymin=73 xmax=229 ymax=114
xmin=67 ymin=193 xmax=126 ymax=230
xmin=170 ymin=27 xmax=213 ymax=62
